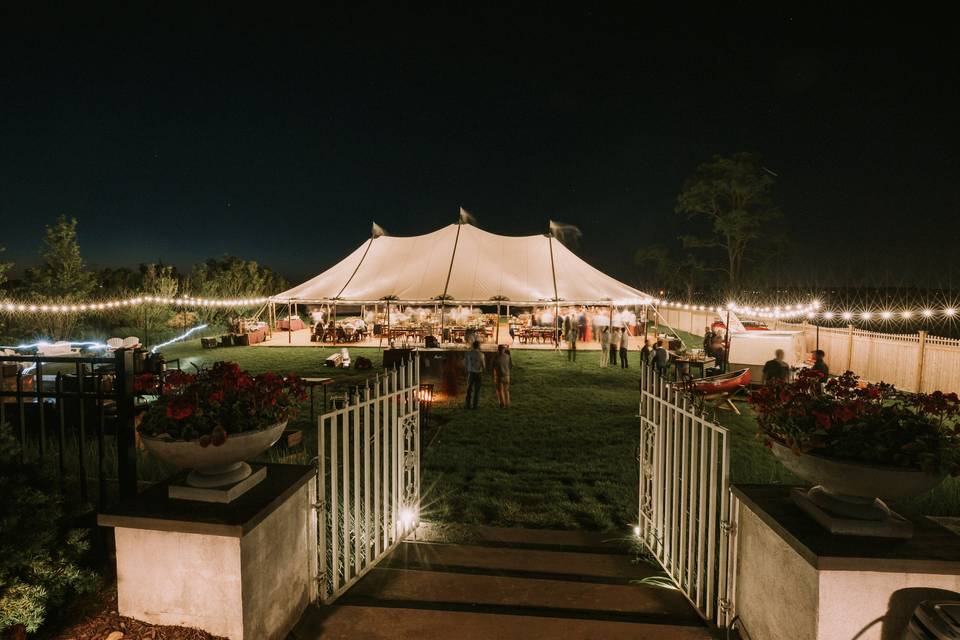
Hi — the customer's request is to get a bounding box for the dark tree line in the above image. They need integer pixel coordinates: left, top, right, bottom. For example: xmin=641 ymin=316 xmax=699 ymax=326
xmin=1 ymin=215 xmax=287 ymax=341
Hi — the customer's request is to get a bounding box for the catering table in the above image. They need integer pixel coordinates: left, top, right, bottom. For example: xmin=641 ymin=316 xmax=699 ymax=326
xmin=672 ymin=355 xmax=716 ymax=380
xmin=518 ymin=327 xmax=554 ymax=343
xmin=277 ymin=317 xmax=305 ymax=331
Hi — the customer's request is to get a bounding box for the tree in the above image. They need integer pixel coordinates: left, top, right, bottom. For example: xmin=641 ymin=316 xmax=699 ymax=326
xmin=24 ymin=216 xmax=96 ymax=340
xmin=675 ymin=152 xmax=781 ymax=291
xmin=634 ymin=245 xmax=707 ymax=303
xmin=187 ymin=256 xmax=286 ymax=324
xmin=139 ymin=263 xmax=180 ymax=340
xmin=0 ymin=246 xmax=10 ymax=291
xmin=0 ymin=247 xmax=11 ymax=340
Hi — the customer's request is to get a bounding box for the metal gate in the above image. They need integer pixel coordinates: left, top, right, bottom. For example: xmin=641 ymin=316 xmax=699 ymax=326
xmin=638 ymin=365 xmax=736 ymax=627
xmin=314 ymin=356 xmax=421 ymax=603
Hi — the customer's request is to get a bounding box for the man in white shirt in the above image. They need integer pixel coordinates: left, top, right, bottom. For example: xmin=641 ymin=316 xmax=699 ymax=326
xmin=619 ymin=328 xmax=630 ymax=368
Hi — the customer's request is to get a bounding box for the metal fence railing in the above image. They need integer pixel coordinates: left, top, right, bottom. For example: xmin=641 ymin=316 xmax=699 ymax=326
xmin=638 ymin=363 xmax=735 ymax=628
xmin=0 ymin=349 xmax=141 ymax=507
xmin=315 ymin=355 xmax=420 ymax=603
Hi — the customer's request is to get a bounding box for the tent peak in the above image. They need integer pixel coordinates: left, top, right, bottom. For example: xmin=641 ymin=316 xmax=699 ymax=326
xmin=458 ymin=207 xmax=477 ymax=226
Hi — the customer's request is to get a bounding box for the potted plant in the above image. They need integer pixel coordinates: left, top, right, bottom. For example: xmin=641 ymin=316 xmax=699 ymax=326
xmin=749 ymin=369 xmax=960 ymax=536
xmin=137 ymin=362 xmax=306 ymax=487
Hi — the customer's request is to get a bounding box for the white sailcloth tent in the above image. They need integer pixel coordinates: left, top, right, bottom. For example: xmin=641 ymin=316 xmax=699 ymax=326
xmin=272 ymin=223 xmax=650 ymax=305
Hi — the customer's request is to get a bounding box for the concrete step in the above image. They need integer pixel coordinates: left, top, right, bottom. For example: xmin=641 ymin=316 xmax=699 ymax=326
xmin=342 ymin=567 xmax=700 ymax=623
xmin=291 ymin=603 xmax=713 ymax=640
xmin=412 ymin=523 xmax=630 ymax=554
xmin=388 ymin=540 xmax=660 ymax=582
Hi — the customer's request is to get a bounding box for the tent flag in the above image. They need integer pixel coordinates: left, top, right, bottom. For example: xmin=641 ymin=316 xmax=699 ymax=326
xmin=549 ymin=220 xmax=582 ymax=248
xmin=459 ymin=207 xmax=477 ymax=225
xmin=371 ymin=222 xmax=388 ymax=238
xmin=272 ymin=223 xmax=650 ymax=305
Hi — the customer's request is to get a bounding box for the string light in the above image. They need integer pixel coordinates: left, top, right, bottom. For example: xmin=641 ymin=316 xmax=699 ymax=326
xmin=150 ymin=324 xmax=210 ymax=353
xmin=647 ymin=297 xmax=960 ymax=325
xmin=0 ymin=296 xmax=269 ymax=314
xmin=0 ymin=340 xmax=108 ymax=351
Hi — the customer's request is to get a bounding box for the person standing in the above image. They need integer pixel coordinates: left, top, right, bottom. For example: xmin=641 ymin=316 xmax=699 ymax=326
xmin=702 ymin=325 xmax=714 ymax=353
xmin=762 ymin=349 xmax=790 ymax=384
xmin=565 ymin=314 xmax=578 ymax=361
xmin=640 ymin=338 xmax=653 ymax=365
xmin=609 ymin=327 xmax=620 ymax=367
xmin=812 ymin=349 xmax=829 ymax=377
xmin=652 ymin=339 xmax=669 ymax=377
xmin=619 ymin=327 xmax=629 ymax=368
xmin=464 ymin=340 xmax=485 ymax=409
xmin=599 ymin=326 xmax=610 ymax=367
xmin=491 ymin=344 xmax=512 ymax=407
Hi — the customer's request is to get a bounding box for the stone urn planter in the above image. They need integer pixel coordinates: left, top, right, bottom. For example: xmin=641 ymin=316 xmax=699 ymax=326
xmin=770 ymin=441 xmax=945 ymax=537
xmin=142 ymin=421 xmax=287 ymax=488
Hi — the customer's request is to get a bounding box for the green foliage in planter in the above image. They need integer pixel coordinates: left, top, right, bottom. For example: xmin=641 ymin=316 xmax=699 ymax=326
xmin=0 ymin=424 xmax=99 ymax=635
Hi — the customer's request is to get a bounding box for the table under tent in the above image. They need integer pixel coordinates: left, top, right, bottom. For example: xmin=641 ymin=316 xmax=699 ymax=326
xmin=264 ymin=221 xmax=658 ymax=350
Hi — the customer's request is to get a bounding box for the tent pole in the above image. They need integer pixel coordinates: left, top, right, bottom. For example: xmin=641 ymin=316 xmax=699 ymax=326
xmin=496 ymin=301 xmax=501 ymax=344
xmin=287 ymin=301 xmax=292 ymax=344
xmin=333 ymin=303 xmax=338 ymax=345
xmin=724 ymin=309 xmax=732 ymax=374
xmin=387 ymin=301 xmax=391 ymax=346
xmin=642 ymin=305 xmax=648 ymax=343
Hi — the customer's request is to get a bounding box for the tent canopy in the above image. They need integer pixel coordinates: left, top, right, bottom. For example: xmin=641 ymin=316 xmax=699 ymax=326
xmin=273 ymin=223 xmax=650 ymax=305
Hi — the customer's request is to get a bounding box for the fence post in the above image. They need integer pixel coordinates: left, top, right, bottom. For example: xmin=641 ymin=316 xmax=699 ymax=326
xmin=115 ymin=348 xmax=138 ymax=499
xmin=845 ymin=324 xmax=854 ymax=373
xmin=915 ymin=330 xmax=928 ymax=392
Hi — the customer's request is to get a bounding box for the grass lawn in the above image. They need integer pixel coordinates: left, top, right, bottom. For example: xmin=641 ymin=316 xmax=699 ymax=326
xmin=157 ymin=337 xmax=960 ymax=530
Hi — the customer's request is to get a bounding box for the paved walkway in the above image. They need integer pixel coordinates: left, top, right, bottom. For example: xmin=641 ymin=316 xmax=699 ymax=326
xmin=290 ymin=525 xmax=712 ymax=639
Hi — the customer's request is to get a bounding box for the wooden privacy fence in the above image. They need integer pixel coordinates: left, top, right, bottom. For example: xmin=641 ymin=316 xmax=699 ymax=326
xmin=315 ymin=356 xmax=421 ymax=603
xmin=653 ymin=305 xmax=960 ymax=393
xmin=780 ymin=322 xmax=960 ymax=393
xmin=638 ymin=363 xmax=735 ymax=628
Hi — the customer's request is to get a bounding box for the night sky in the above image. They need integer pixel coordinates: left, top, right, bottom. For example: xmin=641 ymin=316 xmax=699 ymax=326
xmin=1 ymin=6 xmax=958 ymax=289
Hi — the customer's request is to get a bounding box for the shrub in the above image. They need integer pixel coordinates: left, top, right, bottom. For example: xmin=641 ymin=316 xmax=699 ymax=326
xmin=0 ymin=424 xmax=99 ymax=637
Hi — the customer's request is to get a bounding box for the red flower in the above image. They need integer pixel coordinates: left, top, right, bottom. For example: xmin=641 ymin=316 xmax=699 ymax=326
xmin=133 ymin=373 xmax=157 ymax=394
xmin=165 ymin=370 xmax=196 ymax=388
xmin=209 ymin=389 xmax=224 ymax=402
xmin=166 ymin=396 xmax=195 ymax=421
xmin=813 ymin=411 xmax=832 ymax=430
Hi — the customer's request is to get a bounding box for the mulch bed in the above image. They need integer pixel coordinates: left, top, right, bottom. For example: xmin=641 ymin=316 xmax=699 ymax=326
xmin=49 ymin=586 xmax=226 ymax=640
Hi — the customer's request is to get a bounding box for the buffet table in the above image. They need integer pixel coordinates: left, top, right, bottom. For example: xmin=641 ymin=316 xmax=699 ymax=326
xmin=277 ymin=317 xmax=305 ymax=331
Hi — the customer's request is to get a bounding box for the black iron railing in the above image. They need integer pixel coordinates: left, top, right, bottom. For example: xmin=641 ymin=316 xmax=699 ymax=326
xmin=0 ymin=349 xmax=179 ymax=509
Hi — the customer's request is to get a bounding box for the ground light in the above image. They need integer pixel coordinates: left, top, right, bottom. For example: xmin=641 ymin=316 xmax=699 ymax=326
xmin=400 ymin=507 xmax=418 ymax=529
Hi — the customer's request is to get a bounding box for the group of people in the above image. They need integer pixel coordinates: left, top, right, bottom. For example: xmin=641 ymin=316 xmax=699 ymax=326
xmin=762 ymin=348 xmax=829 ymax=383
xmin=464 ymin=341 xmax=513 ymax=409
xmin=561 ymin=317 xmax=632 ymax=368
xmin=640 ymin=338 xmax=670 ymax=375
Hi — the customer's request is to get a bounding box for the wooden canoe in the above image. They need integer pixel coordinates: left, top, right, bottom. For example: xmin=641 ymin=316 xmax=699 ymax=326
xmin=690 ymin=368 xmax=751 ymax=395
